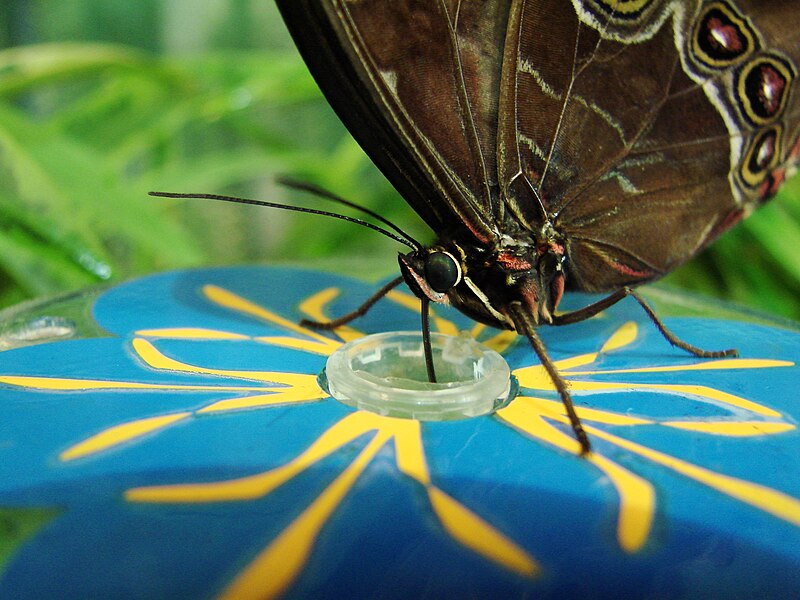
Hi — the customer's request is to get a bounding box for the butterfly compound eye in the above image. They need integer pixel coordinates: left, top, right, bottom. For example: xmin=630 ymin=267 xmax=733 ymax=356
xmin=424 ymin=251 xmax=461 ymax=293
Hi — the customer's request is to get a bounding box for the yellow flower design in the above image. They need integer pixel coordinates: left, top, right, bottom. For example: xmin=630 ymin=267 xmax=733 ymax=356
xmin=2 ymin=278 xmax=799 ymax=599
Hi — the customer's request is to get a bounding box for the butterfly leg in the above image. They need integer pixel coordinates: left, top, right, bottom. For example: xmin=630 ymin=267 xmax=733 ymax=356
xmin=509 ymin=302 xmax=592 ymax=455
xmin=300 ymin=275 xmax=439 ymax=382
xmin=300 ymin=276 xmax=404 ymax=330
xmin=551 ymin=287 xmax=738 ymax=359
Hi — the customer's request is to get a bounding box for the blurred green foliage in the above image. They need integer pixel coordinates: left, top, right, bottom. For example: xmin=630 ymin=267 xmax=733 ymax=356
xmin=0 ymin=0 xmax=798 ymax=319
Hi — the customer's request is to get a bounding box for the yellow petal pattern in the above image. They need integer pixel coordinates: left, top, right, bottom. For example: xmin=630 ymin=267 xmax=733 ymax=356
xmin=2 ymin=282 xmax=797 ymax=600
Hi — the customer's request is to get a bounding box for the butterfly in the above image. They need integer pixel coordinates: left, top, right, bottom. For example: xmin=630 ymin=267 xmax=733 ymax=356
xmin=265 ymin=1 xmax=800 ymax=454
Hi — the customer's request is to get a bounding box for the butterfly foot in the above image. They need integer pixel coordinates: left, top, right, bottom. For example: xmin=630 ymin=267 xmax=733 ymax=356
xmin=299 ymin=318 xmax=336 ymax=331
xmin=688 ymin=346 xmax=739 ymax=359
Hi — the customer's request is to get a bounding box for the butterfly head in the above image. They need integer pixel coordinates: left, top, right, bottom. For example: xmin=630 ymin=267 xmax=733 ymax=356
xmin=398 ymin=236 xmax=567 ymax=331
xmin=398 ymin=247 xmax=462 ymax=305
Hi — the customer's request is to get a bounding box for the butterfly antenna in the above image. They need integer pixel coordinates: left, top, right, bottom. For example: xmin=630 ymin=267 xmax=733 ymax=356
xmin=148 ymin=191 xmax=418 ymax=250
xmin=276 ymin=176 xmax=422 ymax=250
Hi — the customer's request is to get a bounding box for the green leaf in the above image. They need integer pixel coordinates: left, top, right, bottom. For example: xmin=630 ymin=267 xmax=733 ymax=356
xmin=0 ymin=506 xmax=63 ymax=576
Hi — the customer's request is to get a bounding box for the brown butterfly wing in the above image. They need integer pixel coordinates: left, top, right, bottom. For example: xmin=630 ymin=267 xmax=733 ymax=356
xmin=280 ymin=0 xmax=799 ymax=294
xmin=277 ymin=0 xmax=517 ymax=245
xmin=498 ymin=0 xmax=800 ymax=292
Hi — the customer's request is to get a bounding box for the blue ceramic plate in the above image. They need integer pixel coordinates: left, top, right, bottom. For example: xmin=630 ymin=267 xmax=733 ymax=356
xmin=0 ymin=267 xmax=798 ymax=599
